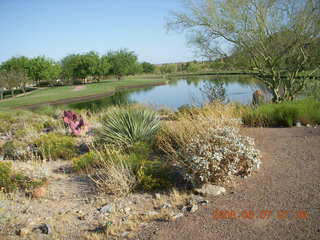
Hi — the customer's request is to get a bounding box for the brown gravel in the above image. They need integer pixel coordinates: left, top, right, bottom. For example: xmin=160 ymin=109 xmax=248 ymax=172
xmin=135 ymin=127 xmax=320 ymax=240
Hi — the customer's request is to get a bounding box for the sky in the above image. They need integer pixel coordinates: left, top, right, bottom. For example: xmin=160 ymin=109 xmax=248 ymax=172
xmin=0 ymin=0 xmax=196 ymax=64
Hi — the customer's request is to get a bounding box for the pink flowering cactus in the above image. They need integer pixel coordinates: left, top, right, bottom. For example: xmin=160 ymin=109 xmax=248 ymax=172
xmin=63 ymin=110 xmax=87 ymax=136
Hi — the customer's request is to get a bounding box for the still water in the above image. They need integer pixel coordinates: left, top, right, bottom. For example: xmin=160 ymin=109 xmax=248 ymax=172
xmin=69 ymin=75 xmax=265 ymax=111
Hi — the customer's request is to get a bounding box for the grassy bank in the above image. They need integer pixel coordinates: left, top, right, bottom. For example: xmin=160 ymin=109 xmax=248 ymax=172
xmin=0 ymin=77 xmax=167 ymax=110
xmin=243 ymin=98 xmax=320 ymax=127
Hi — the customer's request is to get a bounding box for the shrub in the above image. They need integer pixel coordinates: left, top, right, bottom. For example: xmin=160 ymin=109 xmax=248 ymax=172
xmin=89 ymin=148 xmax=136 ymax=196
xmin=72 ymin=152 xmax=96 ymax=172
xmin=0 ymin=162 xmax=44 ymax=193
xmin=125 ymin=142 xmax=175 ymax=191
xmin=98 ymin=107 xmax=161 ymax=148
xmin=35 ymin=133 xmax=77 ymax=160
xmin=243 ymin=98 xmax=320 ymax=127
xmin=157 ymin=105 xmax=261 ymax=186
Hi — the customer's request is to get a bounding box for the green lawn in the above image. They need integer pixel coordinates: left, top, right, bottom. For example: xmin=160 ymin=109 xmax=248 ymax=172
xmin=0 ymin=77 xmax=167 ymax=110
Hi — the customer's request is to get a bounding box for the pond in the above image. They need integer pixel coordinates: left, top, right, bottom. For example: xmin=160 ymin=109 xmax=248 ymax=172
xmin=68 ymin=75 xmax=266 ymax=111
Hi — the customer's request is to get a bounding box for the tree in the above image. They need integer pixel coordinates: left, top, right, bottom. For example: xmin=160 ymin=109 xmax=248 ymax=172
xmin=142 ymin=62 xmax=155 ymax=73
xmin=168 ymin=0 xmax=320 ymax=102
xmin=61 ymin=52 xmax=110 ymax=84
xmin=28 ymin=56 xmax=60 ymax=86
xmin=0 ymin=70 xmax=28 ymax=97
xmin=96 ymin=55 xmax=111 ymax=81
xmin=107 ymin=49 xmax=139 ymax=80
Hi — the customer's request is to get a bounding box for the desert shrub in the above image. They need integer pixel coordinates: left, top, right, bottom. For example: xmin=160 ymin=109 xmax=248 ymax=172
xmin=124 ymin=142 xmax=174 ymax=191
xmin=89 ymin=148 xmax=136 ymax=196
xmin=1 ymin=140 xmax=33 ymax=160
xmin=35 ymin=133 xmax=77 ymax=160
xmin=0 ymin=162 xmax=44 ymax=193
xmin=243 ymin=98 xmax=320 ymax=127
xmin=156 ymin=104 xmax=261 ymax=186
xmin=72 ymin=152 xmax=96 ymax=172
xmin=98 ymin=107 xmax=161 ymax=148
xmin=174 ymin=102 xmax=244 ymax=126
xmin=134 ymin=159 xmax=174 ymax=191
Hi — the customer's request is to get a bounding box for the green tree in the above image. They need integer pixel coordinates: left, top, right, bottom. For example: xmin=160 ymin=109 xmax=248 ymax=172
xmin=142 ymin=62 xmax=155 ymax=73
xmin=107 ymin=49 xmax=139 ymax=80
xmin=168 ymin=0 xmax=320 ymax=102
xmin=160 ymin=64 xmax=177 ymax=74
xmin=95 ymin=55 xmax=111 ymax=81
xmin=61 ymin=52 xmax=109 ymax=84
xmin=1 ymin=56 xmax=29 ymax=73
xmin=28 ymin=56 xmax=60 ymax=86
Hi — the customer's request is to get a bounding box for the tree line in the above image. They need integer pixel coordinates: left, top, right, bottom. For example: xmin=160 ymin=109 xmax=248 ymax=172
xmin=0 ymin=49 xmax=156 ymax=98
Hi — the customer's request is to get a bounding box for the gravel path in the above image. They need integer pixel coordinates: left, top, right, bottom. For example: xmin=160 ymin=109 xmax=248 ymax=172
xmin=136 ymin=128 xmax=320 ymax=240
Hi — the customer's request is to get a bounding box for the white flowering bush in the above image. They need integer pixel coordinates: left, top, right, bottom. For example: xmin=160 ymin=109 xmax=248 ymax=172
xmin=179 ymin=126 xmax=261 ymax=185
xmin=156 ymin=103 xmax=261 ymax=186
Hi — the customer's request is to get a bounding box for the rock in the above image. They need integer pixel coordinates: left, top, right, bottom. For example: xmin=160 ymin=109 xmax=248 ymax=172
xmin=33 ymin=224 xmax=51 ymax=234
xmin=18 ymin=227 xmax=30 ymax=236
xmin=121 ymin=231 xmax=130 ymax=237
xmin=154 ymin=193 xmax=161 ymax=200
xmin=199 ymin=200 xmax=209 ymax=205
xmin=296 ymin=122 xmax=302 ymax=127
xmin=0 ymin=155 xmax=3 ymax=161
xmin=145 ymin=211 xmax=159 ymax=216
xmin=172 ymin=213 xmax=184 ymax=220
xmin=188 ymin=204 xmax=198 ymax=213
xmin=79 ymin=143 xmax=90 ymax=154
xmin=124 ymin=207 xmax=131 ymax=214
xmin=99 ymin=203 xmax=113 ymax=214
xmin=194 ymin=184 xmax=226 ymax=196
xmin=32 ymin=187 xmax=46 ymax=198
xmin=306 ymin=124 xmax=311 ymax=128
xmin=161 ymin=203 xmax=172 ymax=209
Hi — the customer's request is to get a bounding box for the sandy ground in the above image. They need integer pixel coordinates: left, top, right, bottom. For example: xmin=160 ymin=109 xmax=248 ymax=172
xmin=135 ymin=127 xmax=320 ymax=240
xmin=72 ymin=85 xmax=87 ymax=91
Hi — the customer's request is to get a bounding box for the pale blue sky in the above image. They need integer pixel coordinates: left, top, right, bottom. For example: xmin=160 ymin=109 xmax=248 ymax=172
xmin=0 ymin=0 xmax=196 ymax=64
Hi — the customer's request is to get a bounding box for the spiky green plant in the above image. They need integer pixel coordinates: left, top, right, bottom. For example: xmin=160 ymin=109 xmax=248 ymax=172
xmin=99 ymin=107 xmax=161 ymax=147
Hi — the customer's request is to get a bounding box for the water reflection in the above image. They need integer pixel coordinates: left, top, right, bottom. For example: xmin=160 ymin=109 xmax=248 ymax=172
xmin=69 ymin=75 xmax=266 ymax=111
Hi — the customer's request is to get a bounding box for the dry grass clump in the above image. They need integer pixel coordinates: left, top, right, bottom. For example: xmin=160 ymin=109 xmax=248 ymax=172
xmin=156 ymin=103 xmax=261 ymax=186
xmin=89 ymin=147 xmax=136 ymax=197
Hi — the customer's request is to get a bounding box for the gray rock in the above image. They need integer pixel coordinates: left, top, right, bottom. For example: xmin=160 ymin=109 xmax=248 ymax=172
xmin=121 ymin=231 xmax=130 ymax=237
xmin=199 ymin=200 xmax=209 ymax=205
xmin=306 ymin=124 xmax=311 ymax=128
xmin=145 ymin=211 xmax=159 ymax=216
xmin=296 ymin=122 xmax=302 ymax=127
xmin=33 ymin=224 xmax=51 ymax=234
xmin=172 ymin=213 xmax=184 ymax=220
xmin=195 ymin=184 xmax=226 ymax=196
xmin=99 ymin=203 xmax=113 ymax=214
xmin=161 ymin=203 xmax=172 ymax=209
xmin=154 ymin=193 xmax=161 ymax=200
xmin=79 ymin=143 xmax=90 ymax=154
xmin=188 ymin=204 xmax=198 ymax=213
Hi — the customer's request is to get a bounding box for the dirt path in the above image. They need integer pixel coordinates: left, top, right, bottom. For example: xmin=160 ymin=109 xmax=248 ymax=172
xmin=72 ymin=85 xmax=86 ymax=91
xmin=136 ymin=127 xmax=320 ymax=240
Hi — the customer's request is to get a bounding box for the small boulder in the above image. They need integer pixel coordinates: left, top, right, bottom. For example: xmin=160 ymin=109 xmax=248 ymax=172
xmin=33 ymin=223 xmax=51 ymax=234
xmin=172 ymin=213 xmax=184 ymax=220
xmin=188 ymin=204 xmax=198 ymax=213
xmin=194 ymin=184 xmax=226 ymax=196
xmin=99 ymin=203 xmax=113 ymax=214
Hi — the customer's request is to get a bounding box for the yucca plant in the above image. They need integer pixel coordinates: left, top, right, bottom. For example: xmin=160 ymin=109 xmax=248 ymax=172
xmin=99 ymin=107 xmax=161 ymax=147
